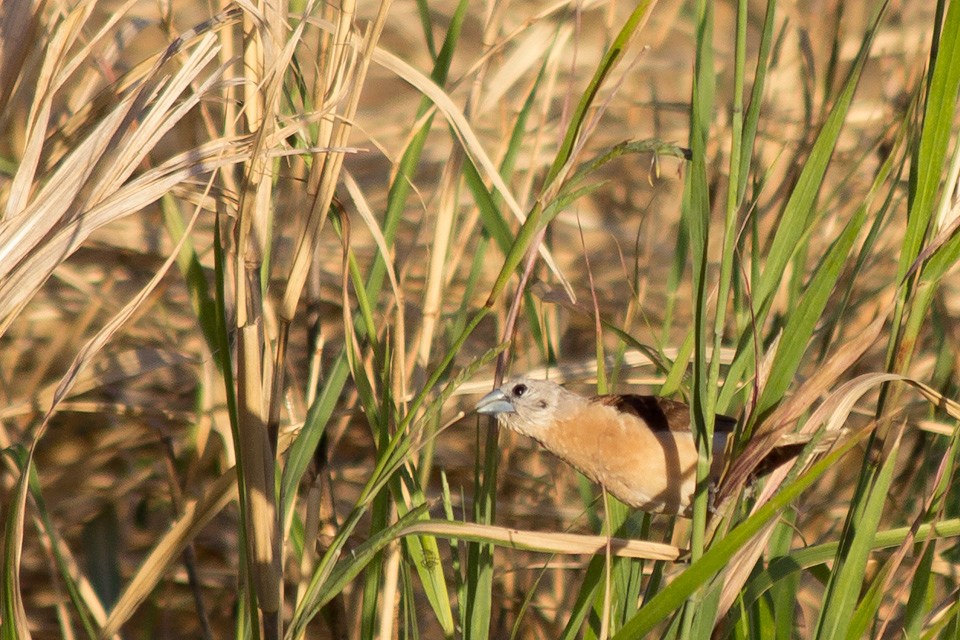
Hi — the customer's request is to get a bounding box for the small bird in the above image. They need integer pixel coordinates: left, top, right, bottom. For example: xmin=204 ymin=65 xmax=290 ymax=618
xmin=475 ymin=377 xmax=738 ymax=516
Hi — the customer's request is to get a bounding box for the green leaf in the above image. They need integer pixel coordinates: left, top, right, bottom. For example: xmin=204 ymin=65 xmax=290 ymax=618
xmin=813 ymin=436 xmax=901 ymax=640
xmin=613 ymin=434 xmax=864 ymax=639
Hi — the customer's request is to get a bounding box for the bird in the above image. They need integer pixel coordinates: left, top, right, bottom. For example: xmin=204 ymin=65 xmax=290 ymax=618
xmin=474 ymin=377 xmax=741 ymax=516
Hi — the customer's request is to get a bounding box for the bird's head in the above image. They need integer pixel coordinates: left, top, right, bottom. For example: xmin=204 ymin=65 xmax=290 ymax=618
xmin=474 ymin=378 xmax=578 ymax=439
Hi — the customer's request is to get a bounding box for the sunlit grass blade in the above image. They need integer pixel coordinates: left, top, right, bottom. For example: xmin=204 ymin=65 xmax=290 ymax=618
xmin=236 ymin=325 xmax=282 ymax=621
xmin=717 ymin=2 xmax=888 ymax=414
xmin=682 ymin=0 xmax=716 ymax=600
xmin=751 ymin=195 xmax=869 ymax=418
xmin=4 ymin=0 xmax=956 ymax=636
xmin=736 ymin=516 xmax=960 ymax=616
xmin=885 ymin=0 xmax=960 ymax=386
xmin=6 ymin=207 xmax=202 ymax=637
xmin=896 ymin=0 xmax=960 ymax=287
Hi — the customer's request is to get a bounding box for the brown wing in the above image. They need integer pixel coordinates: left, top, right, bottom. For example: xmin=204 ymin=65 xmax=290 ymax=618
xmin=591 ymin=394 xmax=737 ymax=434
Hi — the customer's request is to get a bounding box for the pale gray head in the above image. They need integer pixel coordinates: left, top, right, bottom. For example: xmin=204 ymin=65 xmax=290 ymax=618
xmin=474 ymin=378 xmax=583 ymax=439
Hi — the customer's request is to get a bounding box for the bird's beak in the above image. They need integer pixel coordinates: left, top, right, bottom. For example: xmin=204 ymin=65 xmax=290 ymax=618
xmin=475 ymin=388 xmax=515 ymax=415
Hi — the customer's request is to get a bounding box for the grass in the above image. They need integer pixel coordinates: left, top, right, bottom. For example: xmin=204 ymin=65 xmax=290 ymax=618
xmin=2 ymin=0 xmax=960 ymax=638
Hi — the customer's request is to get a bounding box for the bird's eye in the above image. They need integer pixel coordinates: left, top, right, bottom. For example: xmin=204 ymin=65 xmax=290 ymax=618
xmin=512 ymin=383 xmax=527 ymax=397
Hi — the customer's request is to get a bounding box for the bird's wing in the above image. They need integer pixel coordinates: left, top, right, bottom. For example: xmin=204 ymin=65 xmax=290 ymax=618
xmin=590 ymin=394 xmax=738 ymax=434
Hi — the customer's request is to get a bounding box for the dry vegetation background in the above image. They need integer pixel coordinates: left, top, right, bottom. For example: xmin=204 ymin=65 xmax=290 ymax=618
xmin=2 ymin=0 xmax=960 ymax=638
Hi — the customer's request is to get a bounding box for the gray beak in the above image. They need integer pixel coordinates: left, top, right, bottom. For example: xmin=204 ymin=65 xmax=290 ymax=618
xmin=475 ymin=388 xmax=516 ymax=415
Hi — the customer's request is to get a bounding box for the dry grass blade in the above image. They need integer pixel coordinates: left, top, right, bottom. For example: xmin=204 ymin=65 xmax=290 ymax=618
xmin=99 ymin=471 xmax=239 ymax=639
xmin=477 ymin=22 xmax=566 ymax=116
xmin=396 ymin=521 xmax=681 ymax=561
xmin=298 ymin=16 xmax=574 ymax=302
xmin=0 ymin=134 xmax=250 ymax=332
xmin=234 ymin=0 xmax=294 ymax=293
xmin=341 ymin=169 xmax=403 ymax=306
xmin=416 ymin=151 xmax=462 ymax=371
xmin=84 ymin=38 xmax=223 ymax=207
xmin=0 ymin=349 xmax=192 ymax=420
xmin=33 ymin=207 xmax=199 ymax=437
xmin=0 ymin=101 xmax=131 ymax=272
xmin=3 ymin=1 xmax=951 ymax=636
xmin=280 ymin=0 xmax=368 ymax=322
xmin=3 ymin=0 xmax=98 ymax=220
xmin=228 ymin=5 xmax=297 ymax=628
xmin=802 ymin=374 xmax=950 ymax=435
xmin=0 ymin=34 xmax=233 ymax=332
xmin=371 ymin=43 xmax=575 ymax=301
xmin=0 ymin=0 xmax=42 ymax=116
xmin=763 ymin=306 xmax=891 ymax=430
xmin=100 ymin=417 xmax=305 ymax=639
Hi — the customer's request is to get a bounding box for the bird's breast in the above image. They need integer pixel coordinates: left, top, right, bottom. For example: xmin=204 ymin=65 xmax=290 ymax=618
xmin=537 ymin=406 xmax=705 ymax=514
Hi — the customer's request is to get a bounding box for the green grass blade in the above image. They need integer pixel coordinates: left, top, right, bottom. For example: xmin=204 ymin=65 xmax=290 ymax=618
xmin=737 ymin=518 xmax=960 ymax=623
xmin=813 ymin=436 xmax=901 ymax=639
xmin=718 ymin=3 xmax=887 ymax=412
xmin=887 ymin=0 xmax=960 ymax=382
xmin=290 ymin=504 xmax=431 ymax=636
xmin=280 ymin=352 xmax=350 ymax=528
xmin=23 ymin=452 xmax=100 ymax=639
xmin=160 ymin=195 xmax=220 ymax=362
xmin=683 ymin=0 xmax=717 ymax=585
xmin=613 ymin=434 xmax=865 ymax=639
xmin=753 ymin=198 xmax=868 ymax=418
xmin=768 ymin=514 xmax=801 ymax=640
xmin=735 ymin=0 xmax=777 ymax=207
xmin=751 ymin=4 xmax=883 ymax=314
xmin=901 ymin=545 xmax=936 ymax=639
xmin=212 ymin=208 xmax=259 ymax=636
xmin=2 ymin=445 xmax=35 ymax=640
xmin=898 ymin=0 xmax=960 ymax=287
xmin=541 ymin=0 xmax=657 ymax=190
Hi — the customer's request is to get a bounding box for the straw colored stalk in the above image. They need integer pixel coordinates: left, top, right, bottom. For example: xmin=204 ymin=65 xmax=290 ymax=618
xmin=231 ymin=1 xmax=295 ymax=634
xmin=236 ymin=324 xmax=283 ymax=616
